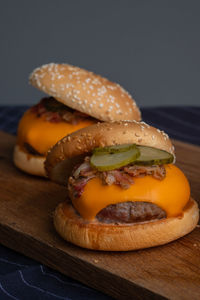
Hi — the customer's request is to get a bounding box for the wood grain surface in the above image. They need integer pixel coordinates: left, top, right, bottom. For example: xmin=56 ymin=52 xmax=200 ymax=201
xmin=0 ymin=131 xmax=199 ymax=300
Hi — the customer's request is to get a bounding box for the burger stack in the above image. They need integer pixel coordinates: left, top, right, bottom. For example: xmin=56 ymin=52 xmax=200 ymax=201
xmin=14 ymin=63 xmax=199 ymax=251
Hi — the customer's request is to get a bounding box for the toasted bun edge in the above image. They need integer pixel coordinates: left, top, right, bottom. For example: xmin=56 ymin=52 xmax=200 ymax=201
xmin=54 ymin=198 xmax=199 ymax=251
xmin=13 ymin=145 xmax=46 ymax=177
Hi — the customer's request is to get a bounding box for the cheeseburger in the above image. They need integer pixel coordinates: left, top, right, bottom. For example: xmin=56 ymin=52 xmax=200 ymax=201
xmin=13 ymin=63 xmax=141 ymax=176
xmin=45 ymin=122 xmax=199 ymax=251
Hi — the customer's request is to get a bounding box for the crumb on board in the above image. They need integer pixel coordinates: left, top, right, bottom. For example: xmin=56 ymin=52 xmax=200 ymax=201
xmin=93 ymin=259 xmax=99 ymax=263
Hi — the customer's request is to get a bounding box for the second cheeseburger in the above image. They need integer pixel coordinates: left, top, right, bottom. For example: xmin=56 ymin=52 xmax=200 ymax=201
xmin=14 ymin=63 xmax=140 ymax=177
xmin=45 ymin=122 xmax=199 ymax=251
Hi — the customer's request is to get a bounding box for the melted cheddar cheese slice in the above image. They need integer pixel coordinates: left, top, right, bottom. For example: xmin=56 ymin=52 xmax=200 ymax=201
xmin=72 ymin=165 xmax=190 ymax=220
xmin=17 ymin=109 xmax=95 ymax=155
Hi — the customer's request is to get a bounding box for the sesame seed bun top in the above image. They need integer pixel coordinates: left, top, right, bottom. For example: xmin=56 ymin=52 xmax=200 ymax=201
xmin=45 ymin=121 xmax=175 ymax=185
xmin=29 ymin=63 xmax=141 ymax=122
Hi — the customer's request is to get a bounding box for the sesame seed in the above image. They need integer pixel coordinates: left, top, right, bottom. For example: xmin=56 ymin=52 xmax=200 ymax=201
xmin=73 ymin=94 xmax=80 ymax=100
xmin=141 ymin=121 xmax=150 ymax=128
xmin=37 ymin=80 xmax=41 ymax=87
xmin=92 ymin=78 xmax=101 ymax=85
xmin=116 ymin=110 xmax=122 ymax=114
xmin=50 ymin=87 xmax=56 ymax=93
xmin=66 ymin=91 xmax=72 ymax=97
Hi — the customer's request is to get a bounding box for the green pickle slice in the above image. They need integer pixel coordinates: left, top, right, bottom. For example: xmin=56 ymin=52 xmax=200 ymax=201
xmin=90 ymin=146 xmax=140 ymax=171
xmin=135 ymin=145 xmax=174 ymax=165
xmin=93 ymin=144 xmax=136 ymax=154
xmin=90 ymin=144 xmax=174 ymax=171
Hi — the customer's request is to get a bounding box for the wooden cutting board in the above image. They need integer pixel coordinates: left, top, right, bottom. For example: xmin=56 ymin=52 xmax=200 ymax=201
xmin=0 ymin=130 xmax=199 ymax=300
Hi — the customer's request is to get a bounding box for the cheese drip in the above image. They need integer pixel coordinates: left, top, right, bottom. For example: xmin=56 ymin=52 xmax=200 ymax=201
xmin=72 ymin=165 xmax=190 ymax=220
xmin=17 ymin=109 xmax=95 ymax=155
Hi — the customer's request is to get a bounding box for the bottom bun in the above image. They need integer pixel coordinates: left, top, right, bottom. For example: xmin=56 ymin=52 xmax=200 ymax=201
xmin=54 ymin=199 xmax=199 ymax=251
xmin=13 ymin=145 xmax=46 ymax=177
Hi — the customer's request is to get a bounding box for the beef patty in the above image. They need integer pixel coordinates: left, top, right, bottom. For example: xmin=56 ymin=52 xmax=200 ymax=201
xmin=96 ymin=201 xmax=166 ymax=224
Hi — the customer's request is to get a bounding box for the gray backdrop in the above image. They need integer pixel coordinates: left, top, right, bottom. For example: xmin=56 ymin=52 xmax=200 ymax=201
xmin=1 ymin=0 xmax=200 ymax=107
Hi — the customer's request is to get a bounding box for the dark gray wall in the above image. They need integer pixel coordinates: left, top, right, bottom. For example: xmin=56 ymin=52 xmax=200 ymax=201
xmin=1 ymin=0 xmax=200 ymax=107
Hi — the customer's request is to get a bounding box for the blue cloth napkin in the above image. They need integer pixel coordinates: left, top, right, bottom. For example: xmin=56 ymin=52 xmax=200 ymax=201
xmin=0 ymin=106 xmax=199 ymax=300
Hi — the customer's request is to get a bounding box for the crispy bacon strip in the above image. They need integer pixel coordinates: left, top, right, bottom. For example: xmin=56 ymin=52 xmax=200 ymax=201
xmin=31 ymin=97 xmax=95 ymax=124
xmin=68 ymin=157 xmax=166 ymax=198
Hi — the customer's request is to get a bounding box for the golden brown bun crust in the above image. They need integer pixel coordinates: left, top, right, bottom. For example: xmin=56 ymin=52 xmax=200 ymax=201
xmin=54 ymin=199 xmax=199 ymax=251
xmin=29 ymin=63 xmax=141 ymax=122
xmin=45 ymin=121 xmax=174 ymax=184
xmin=13 ymin=145 xmax=46 ymax=177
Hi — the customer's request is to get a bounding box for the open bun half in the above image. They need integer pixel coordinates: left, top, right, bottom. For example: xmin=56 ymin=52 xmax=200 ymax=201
xmin=54 ymin=199 xmax=199 ymax=251
xmin=45 ymin=121 xmax=175 ymax=184
xmin=29 ymin=63 xmax=141 ymax=122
